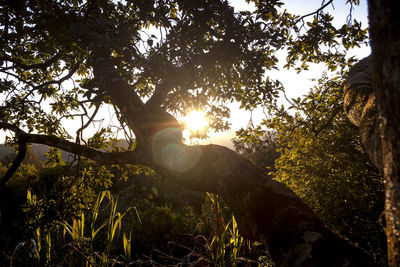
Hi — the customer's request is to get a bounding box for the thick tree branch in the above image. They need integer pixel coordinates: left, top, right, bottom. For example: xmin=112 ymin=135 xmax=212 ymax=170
xmin=90 ymin=51 xmax=181 ymax=148
xmin=157 ymin=143 xmax=375 ymax=266
xmin=91 ymin=54 xmax=146 ymax=130
xmin=0 ymin=131 xmax=27 ymax=189
xmin=0 ymin=122 xmax=149 ymax=170
xmin=145 ymin=81 xmax=174 ymax=109
xmin=343 ymin=56 xmax=382 ymax=170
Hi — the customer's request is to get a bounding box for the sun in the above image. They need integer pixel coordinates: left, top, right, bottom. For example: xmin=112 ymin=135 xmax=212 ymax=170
xmin=182 ymin=110 xmax=209 ymax=138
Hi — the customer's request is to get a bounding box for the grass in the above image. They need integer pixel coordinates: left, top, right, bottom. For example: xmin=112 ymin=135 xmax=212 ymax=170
xmin=7 ymin=188 xmax=269 ymax=266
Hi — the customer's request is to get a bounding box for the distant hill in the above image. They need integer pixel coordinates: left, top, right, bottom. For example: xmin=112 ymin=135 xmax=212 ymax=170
xmin=0 ymin=140 xmax=131 ymax=163
xmin=0 ymin=144 xmax=13 ymax=160
xmin=0 ymin=143 xmax=69 ymax=163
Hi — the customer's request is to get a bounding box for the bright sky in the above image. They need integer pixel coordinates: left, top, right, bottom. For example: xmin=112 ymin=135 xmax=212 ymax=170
xmin=0 ymin=1 xmax=370 ymax=148
xmin=208 ymin=0 xmax=371 ymax=148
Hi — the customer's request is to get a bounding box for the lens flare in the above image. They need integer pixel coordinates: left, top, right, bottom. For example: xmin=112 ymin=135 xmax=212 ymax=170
xmin=152 ymin=128 xmax=202 ymax=172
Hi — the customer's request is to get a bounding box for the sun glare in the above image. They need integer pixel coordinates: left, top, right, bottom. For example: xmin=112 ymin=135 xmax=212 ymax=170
xmin=182 ymin=110 xmax=209 ymax=137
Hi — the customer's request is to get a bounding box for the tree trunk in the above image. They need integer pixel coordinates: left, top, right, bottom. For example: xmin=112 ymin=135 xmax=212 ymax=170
xmin=367 ymin=1 xmax=400 ymax=265
xmin=80 ymin=46 xmax=376 ymax=265
xmin=343 ymin=1 xmax=400 ymax=265
xmin=159 ymin=143 xmax=375 ymax=266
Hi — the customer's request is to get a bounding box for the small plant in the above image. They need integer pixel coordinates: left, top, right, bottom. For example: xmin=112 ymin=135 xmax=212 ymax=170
xmin=9 ymin=189 xmax=53 ymax=266
xmin=60 ymin=190 xmax=139 ymax=266
xmin=27 ymin=188 xmax=53 ymax=265
xmin=205 ymin=193 xmax=253 ymax=266
xmin=14 ymin=189 xmax=139 ymax=266
xmin=227 ymin=216 xmax=243 ymax=266
xmin=203 ymin=193 xmax=270 ymax=266
xmin=122 ymin=229 xmax=133 ymax=262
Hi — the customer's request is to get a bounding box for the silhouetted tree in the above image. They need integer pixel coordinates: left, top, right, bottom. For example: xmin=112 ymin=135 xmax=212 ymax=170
xmin=0 ymin=0 xmax=383 ymax=265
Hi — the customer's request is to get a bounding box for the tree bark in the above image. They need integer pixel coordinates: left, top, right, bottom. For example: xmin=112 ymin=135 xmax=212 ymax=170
xmin=162 ymin=144 xmax=375 ymax=266
xmin=343 ymin=1 xmax=400 ymax=265
xmin=368 ymin=1 xmax=400 ymax=265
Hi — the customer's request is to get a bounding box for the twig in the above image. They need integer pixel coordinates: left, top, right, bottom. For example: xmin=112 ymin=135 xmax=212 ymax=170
xmin=296 ymin=0 xmax=334 ymax=23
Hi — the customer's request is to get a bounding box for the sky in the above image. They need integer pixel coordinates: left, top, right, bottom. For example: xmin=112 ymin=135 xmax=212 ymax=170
xmin=0 ymin=0 xmax=371 ymax=147
xmin=207 ymin=0 xmax=371 ymax=148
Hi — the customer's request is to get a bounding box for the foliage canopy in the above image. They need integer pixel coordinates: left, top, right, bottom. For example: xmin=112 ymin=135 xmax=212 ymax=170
xmin=0 ymin=0 xmax=367 ymax=142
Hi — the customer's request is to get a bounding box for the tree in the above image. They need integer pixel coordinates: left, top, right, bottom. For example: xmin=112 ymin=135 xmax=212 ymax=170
xmin=266 ymin=73 xmax=385 ymax=263
xmin=343 ymin=2 xmax=400 ymax=263
xmin=233 ymin=129 xmax=280 ymax=172
xmin=367 ymin=1 xmax=400 ymax=265
xmin=0 ymin=0 xmax=375 ymax=265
